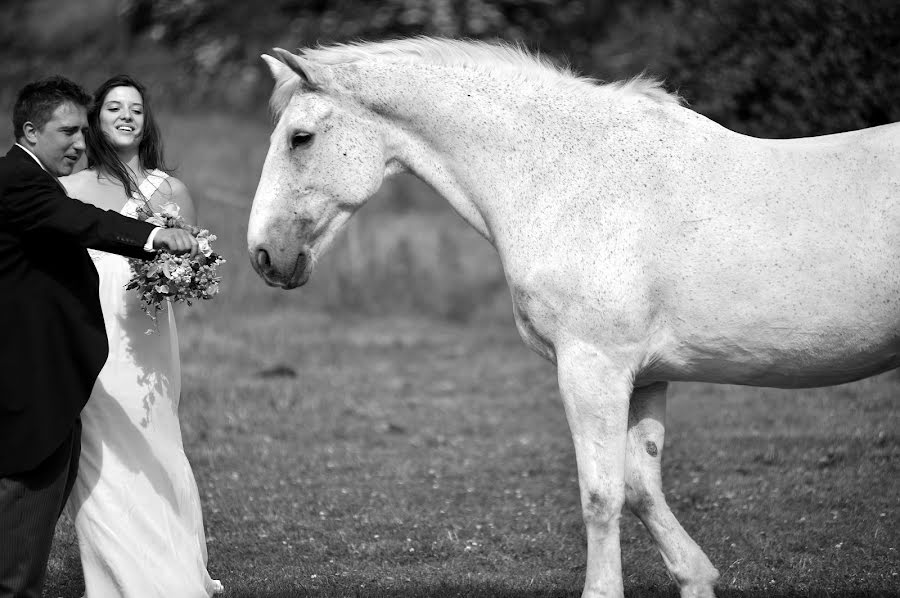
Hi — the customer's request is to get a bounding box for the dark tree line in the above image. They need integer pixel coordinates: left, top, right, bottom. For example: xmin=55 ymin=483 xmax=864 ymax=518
xmin=2 ymin=0 xmax=898 ymax=136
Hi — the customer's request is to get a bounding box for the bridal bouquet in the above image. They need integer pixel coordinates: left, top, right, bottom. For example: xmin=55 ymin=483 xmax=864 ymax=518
xmin=126 ymin=200 xmax=225 ymax=321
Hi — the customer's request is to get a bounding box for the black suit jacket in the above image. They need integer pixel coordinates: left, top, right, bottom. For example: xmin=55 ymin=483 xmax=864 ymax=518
xmin=0 ymin=145 xmax=158 ymax=476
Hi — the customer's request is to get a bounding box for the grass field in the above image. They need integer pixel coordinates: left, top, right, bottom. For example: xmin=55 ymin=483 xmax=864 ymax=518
xmin=44 ymin=309 xmax=900 ymax=597
xmin=17 ymin=110 xmax=900 ymax=597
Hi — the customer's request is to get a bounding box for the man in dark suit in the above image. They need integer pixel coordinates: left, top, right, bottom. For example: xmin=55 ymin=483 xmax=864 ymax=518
xmin=0 ymin=76 xmax=198 ymax=598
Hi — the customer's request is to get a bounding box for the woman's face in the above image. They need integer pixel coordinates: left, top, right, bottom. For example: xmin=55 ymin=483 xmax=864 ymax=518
xmin=99 ymin=86 xmax=144 ymax=152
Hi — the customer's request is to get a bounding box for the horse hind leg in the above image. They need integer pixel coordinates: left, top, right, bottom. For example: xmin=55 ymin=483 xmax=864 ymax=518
xmin=625 ymin=382 xmax=719 ymax=598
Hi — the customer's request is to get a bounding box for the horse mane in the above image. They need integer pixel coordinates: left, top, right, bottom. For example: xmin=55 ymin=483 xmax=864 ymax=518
xmin=270 ymin=37 xmax=682 ymax=117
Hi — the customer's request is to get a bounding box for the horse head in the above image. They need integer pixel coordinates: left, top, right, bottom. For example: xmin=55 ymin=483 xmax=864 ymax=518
xmin=248 ymin=48 xmax=390 ymax=289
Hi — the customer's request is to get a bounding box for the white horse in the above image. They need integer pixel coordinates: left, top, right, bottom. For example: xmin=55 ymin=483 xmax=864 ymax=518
xmin=247 ymin=37 xmax=900 ymax=598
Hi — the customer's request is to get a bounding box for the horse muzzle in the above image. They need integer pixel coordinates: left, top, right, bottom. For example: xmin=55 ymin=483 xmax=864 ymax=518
xmin=251 ymin=245 xmax=312 ymax=289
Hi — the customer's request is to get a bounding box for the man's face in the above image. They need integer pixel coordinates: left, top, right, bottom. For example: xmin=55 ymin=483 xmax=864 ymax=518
xmin=24 ymin=101 xmax=87 ymax=177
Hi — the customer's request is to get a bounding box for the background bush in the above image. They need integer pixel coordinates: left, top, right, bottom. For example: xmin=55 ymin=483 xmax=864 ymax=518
xmin=3 ymin=0 xmax=897 ymax=135
xmin=599 ymin=0 xmax=900 ymax=137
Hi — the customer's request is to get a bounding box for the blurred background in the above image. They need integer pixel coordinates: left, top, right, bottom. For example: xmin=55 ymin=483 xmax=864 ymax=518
xmin=2 ymin=0 xmax=899 ymax=322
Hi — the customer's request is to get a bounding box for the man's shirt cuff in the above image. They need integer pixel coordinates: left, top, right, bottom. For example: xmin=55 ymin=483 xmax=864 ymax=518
xmin=144 ymin=227 xmax=163 ymax=252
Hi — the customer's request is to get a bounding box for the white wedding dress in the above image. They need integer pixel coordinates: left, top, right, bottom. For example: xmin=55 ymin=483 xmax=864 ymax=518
xmin=65 ymin=171 xmax=223 ymax=597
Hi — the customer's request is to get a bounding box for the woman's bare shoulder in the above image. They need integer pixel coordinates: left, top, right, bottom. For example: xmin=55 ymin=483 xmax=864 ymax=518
xmin=154 ymin=175 xmax=191 ymax=206
xmin=155 ymin=174 xmax=196 ymax=223
xmin=61 ymin=168 xmax=105 ymax=205
xmin=157 ymin=175 xmax=189 ymax=198
xmin=61 ymin=168 xmax=96 ymax=194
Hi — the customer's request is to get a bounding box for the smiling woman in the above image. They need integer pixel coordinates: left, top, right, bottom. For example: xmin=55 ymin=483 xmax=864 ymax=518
xmin=100 ymin=86 xmax=143 ymax=148
xmin=59 ymin=74 xmax=223 ymax=598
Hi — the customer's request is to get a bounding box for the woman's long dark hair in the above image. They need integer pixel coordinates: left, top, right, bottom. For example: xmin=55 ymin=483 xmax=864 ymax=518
xmin=86 ymin=74 xmax=169 ymax=198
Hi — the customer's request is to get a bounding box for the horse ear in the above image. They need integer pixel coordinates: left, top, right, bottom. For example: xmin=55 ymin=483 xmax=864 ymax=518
xmin=261 ymin=54 xmax=292 ymax=82
xmin=271 ymin=47 xmax=325 ymax=90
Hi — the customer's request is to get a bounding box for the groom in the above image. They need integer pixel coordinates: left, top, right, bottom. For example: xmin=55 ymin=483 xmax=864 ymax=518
xmin=0 ymin=76 xmax=198 ymax=598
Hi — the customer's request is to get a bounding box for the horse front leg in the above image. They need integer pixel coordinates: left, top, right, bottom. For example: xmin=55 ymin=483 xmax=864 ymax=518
xmin=557 ymin=341 xmax=633 ymax=598
xmin=625 ymin=382 xmax=719 ymax=598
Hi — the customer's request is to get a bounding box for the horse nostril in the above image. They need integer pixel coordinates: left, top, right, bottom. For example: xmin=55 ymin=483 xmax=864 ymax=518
xmin=289 ymin=247 xmax=311 ymax=286
xmin=256 ymin=248 xmax=271 ymax=271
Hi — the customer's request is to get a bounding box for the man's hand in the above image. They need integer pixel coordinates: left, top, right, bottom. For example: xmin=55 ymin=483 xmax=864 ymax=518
xmin=153 ymin=228 xmax=199 ymax=258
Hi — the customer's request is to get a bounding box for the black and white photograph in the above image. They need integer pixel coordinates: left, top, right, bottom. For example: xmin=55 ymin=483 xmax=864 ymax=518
xmin=1 ymin=1 xmax=898 ymax=597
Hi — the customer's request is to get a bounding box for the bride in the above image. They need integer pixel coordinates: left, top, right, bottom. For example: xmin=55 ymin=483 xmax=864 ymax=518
xmin=62 ymin=74 xmax=223 ymax=597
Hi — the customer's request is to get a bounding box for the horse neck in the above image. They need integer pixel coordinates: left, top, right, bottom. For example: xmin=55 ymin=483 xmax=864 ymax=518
xmin=336 ymin=61 xmax=626 ymax=244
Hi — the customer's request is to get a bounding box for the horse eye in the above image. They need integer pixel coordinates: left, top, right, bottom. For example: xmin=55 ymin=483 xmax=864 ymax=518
xmin=291 ymin=132 xmax=313 ymax=150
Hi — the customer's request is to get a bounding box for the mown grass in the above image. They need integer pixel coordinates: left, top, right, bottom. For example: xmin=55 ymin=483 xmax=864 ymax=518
xmin=18 ymin=110 xmax=899 ymax=596
xmin=45 ymin=309 xmax=900 ymax=597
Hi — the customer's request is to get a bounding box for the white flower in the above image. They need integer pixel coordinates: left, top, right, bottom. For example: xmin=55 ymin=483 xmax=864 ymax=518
xmin=198 ymin=236 xmax=213 ymax=257
xmin=147 ymin=215 xmax=166 ymax=227
xmin=159 ymin=202 xmax=181 ymax=218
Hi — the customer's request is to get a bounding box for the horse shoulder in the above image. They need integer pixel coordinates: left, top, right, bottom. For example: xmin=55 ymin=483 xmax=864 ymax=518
xmin=508 ymin=255 xmax=664 ymax=370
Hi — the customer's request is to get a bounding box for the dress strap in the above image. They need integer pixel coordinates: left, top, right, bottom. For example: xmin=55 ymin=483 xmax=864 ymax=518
xmin=134 ymin=169 xmax=170 ymax=201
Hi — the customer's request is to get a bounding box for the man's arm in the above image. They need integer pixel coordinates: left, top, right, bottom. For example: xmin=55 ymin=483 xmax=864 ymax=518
xmin=3 ymin=173 xmax=194 ymax=259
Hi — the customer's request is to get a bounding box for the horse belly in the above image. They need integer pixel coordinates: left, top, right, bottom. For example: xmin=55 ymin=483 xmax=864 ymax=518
xmin=649 ymin=321 xmax=900 ymax=389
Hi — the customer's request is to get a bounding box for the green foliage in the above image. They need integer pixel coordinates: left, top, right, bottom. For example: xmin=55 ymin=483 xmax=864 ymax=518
xmin=87 ymin=0 xmax=900 ymax=137
xmin=597 ymin=0 xmax=900 ymax=136
xmin=2 ymin=0 xmax=898 ymax=136
xmin=130 ymin=0 xmax=605 ymax=47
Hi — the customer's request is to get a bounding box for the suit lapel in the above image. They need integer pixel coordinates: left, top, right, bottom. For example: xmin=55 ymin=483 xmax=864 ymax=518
xmin=49 ymin=174 xmax=69 ymax=196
